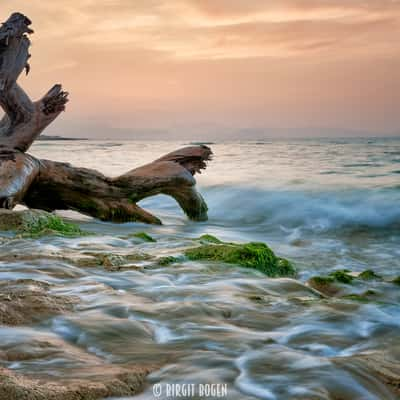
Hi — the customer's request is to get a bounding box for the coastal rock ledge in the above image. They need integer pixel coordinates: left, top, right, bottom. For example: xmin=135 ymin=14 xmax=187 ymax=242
xmin=0 ymin=278 xmax=157 ymax=399
xmin=0 ymin=279 xmax=78 ymax=325
xmin=0 ymin=365 xmax=152 ymax=400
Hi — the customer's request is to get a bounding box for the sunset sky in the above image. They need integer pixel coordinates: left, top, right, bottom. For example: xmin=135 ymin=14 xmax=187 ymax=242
xmin=2 ymin=0 xmax=400 ymax=139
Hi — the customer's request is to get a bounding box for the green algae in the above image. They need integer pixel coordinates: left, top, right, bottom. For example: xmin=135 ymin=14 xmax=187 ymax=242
xmin=130 ymin=232 xmax=156 ymax=242
xmin=185 ymin=241 xmax=296 ymax=277
xmin=358 ymin=270 xmax=382 ymax=281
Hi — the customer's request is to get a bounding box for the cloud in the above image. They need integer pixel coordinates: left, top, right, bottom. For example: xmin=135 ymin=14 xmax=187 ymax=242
xmin=2 ymin=1 xmax=400 ymax=138
xmin=5 ymin=0 xmax=400 ymax=60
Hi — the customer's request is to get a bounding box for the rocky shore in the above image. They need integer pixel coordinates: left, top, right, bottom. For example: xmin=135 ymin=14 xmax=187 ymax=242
xmin=0 ymin=209 xmax=399 ymax=399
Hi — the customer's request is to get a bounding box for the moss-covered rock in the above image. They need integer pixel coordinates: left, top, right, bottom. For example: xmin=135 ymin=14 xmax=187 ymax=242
xmin=130 ymin=232 xmax=156 ymax=242
xmin=342 ymin=290 xmax=378 ymax=303
xmin=0 ymin=209 xmax=84 ymax=237
xmin=307 ymin=276 xmax=339 ymax=296
xmin=358 ymin=270 xmax=382 ymax=281
xmin=100 ymin=254 xmax=125 ymax=268
xmin=157 ymin=256 xmax=180 ymax=266
xmin=328 ymin=270 xmax=354 ymax=284
xmin=391 ymin=276 xmax=400 ymax=285
xmin=185 ymin=241 xmax=295 ymax=277
xmin=307 ymin=270 xmax=354 ymax=296
xmin=308 ymin=268 xmax=386 ymax=298
xmin=125 ymin=252 xmax=153 ymax=262
xmin=197 ymin=234 xmax=223 ymax=244
xmin=309 ymin=269 xmax=384 ymax=294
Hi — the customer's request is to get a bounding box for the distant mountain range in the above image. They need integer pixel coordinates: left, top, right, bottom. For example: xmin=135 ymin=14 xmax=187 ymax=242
xmin=38 ymin=135 xmax=88 ymax=141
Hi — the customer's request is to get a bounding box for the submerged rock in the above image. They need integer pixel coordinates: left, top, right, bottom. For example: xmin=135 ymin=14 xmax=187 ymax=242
xmin=185 ymin=238 xmax=296 ymax=277
xmin=157 ymin=256 xmax=181 ymax=266
xmin=0 ymin=209 xmax=84 ymax=237
xmin=0 ymin=279 xmax=78 ymax=325
xmin=77 ymin=252 xmax=153 ymax=270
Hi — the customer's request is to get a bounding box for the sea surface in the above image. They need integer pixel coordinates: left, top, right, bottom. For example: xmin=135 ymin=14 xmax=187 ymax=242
xmin=1 ymin=138 xmax=400 ymax=399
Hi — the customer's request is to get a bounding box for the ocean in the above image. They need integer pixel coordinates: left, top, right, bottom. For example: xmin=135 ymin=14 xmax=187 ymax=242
xmin=1 ymin=137 xmax=399 ymax=399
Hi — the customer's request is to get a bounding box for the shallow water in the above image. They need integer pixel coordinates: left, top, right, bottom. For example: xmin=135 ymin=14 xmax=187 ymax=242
xmin=1 ymin=138 xmax=400 ymax=399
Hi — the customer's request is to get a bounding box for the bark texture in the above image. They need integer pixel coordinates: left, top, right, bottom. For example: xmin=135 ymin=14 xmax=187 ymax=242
xmin=0 ymin=12 xmax=212 ymax=224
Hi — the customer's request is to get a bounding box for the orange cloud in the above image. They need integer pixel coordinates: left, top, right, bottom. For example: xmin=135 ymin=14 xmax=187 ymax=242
xmin=0 ymin=1 xmax=399 ymax=138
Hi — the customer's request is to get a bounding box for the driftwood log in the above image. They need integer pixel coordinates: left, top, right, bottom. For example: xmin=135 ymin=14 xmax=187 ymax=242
xmin=0 ymin=12 xmax=212 ymax=224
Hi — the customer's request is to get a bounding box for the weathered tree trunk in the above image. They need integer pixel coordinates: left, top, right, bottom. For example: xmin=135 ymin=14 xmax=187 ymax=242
xmin=0 ymin=13 xmax=212 ymax=224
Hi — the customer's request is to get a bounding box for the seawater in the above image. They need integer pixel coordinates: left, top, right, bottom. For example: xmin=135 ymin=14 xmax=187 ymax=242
xmin=0 ymin=138 xmax=398 ymax=399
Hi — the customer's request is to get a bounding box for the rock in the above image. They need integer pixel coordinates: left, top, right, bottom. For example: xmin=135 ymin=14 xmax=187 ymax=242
xmin=334 ymin=350 xmax=400 ymax=397
xmin=185 ymin=238 xmax=296 ymax=277
xmin=78 ymin=252 xmax=153 ymax=270
xmin=0 ymin=319 xmax=158 ymax=399
xmin=0 ymin=365 xmax=151 ymax=400
xmin=157 ymin=256 xmax=181 ymax=266
xmin=0 ymin=279 xmax=78 ymax=325
xmin=0 ymin=209 xmax=84 ymax=237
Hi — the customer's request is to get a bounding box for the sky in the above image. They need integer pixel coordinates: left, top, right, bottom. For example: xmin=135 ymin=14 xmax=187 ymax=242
xmin=1 ymin=0 xmax=400 ymax=139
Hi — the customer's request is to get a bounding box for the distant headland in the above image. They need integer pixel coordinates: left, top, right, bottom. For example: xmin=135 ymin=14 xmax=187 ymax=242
xmin=37 ymin=135 xmax=88 ymax=141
